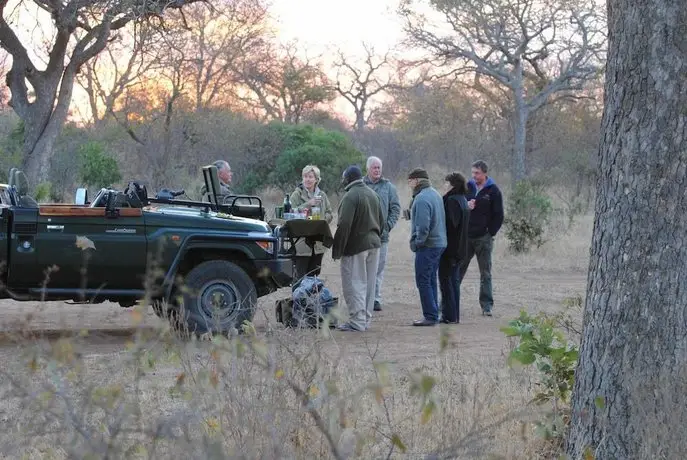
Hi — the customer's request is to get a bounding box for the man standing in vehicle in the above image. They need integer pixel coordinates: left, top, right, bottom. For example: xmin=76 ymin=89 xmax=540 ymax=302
xmin=363 ymin=156 xmax=401 ymax=312
xmin=332 ymin=165 xmax=385 ymax=332
xmin=202 ymin=160 xmax=233 ymax=203
xmin=460 ymin=160 xmax=504 ymax=316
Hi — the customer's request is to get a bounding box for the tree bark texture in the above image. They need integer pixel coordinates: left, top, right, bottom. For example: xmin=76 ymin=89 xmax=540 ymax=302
xmin=565 ymin=0 xmax=687 ymax=459
xmin=510 ymin=59 xmax=528 ymax=183
xmin=20 ymin=71 xmax=76 ymax=186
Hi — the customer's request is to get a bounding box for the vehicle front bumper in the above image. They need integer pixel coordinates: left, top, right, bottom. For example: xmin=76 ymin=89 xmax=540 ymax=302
xmin=255 ymin=256 xmax=294 ymax=288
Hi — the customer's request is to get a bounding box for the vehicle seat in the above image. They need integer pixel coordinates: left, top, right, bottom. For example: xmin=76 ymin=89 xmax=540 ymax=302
xmin=221 ymin=196 xmax=265 ymax=220
xmin=12 ymin=170 xmax=38 ymax=208
xmin=124 ymin=181 xmax=148 ymax=208
xmin=7 ymin=168 xmax=17 ymax=187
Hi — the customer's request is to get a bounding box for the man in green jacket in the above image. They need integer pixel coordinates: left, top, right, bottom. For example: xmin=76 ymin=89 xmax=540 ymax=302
xmin=332 ymin=165 xmax=385 ymax=331
xmin=363 ymin=156 xmax=401 ymax=312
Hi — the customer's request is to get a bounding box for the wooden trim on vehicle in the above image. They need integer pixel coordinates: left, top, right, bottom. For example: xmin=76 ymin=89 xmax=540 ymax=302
xmin=38 ymin=206 xmax=143 ymax=217
xmin=37 ymin=203 xmax=82 ymax=207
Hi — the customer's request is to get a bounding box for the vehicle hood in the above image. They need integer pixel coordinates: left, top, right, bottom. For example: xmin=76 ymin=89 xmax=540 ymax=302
xmin=142 ymin=205 xmax=272 ymax=234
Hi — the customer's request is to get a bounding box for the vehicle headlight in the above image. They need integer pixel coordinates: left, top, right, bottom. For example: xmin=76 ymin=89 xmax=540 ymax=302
xmin=255 ymin=240 xmax=274 ymax=254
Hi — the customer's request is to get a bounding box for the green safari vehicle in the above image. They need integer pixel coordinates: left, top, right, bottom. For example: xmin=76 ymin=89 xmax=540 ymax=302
xmin=0 ymin=165 xmax=294 ymax=335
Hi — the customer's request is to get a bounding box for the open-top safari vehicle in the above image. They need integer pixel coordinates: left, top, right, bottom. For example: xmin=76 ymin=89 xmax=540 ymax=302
xmin=0 ymin=164 xmax=316 ymax=335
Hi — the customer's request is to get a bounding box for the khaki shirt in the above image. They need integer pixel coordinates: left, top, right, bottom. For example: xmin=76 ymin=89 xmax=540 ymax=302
xmin=201 ymin=181 xmax=233 ymax=204
xmin=289 ymin=184 xmax=333 ymax=256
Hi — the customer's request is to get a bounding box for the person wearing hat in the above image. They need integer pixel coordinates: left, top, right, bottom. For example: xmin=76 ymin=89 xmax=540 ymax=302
xmin=332 ymin=165 xmax=385 ymax=332
xmin=407 ymin=167 xmax=447 ymax=326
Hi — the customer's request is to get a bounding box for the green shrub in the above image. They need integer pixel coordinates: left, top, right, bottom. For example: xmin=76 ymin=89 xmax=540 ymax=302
xmin=33 ymin=182 xmax=53 ymax=202
xmin=0 ymin=120 xmax=24 ymax=182
xmin=501 ymin=309 xmax=578 ymax=449
xmin=77 ymin=141 xmax=122 ymax=189
xmin=239 ymin=123 xmax=365 ymax=195
xmin=504 ymin=179 xmax=553 ymax=253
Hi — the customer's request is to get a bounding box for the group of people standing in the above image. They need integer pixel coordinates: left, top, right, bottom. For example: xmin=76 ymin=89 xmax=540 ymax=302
xmin=287 ymin=156 xmax=503 ymax=332
xmin=404 ymin=161 xmax=504 ymax=326
xmin=287 ymin=158 xmax=400 ymax=331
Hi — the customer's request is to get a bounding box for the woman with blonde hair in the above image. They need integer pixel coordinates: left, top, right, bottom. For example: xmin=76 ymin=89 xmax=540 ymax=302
xmin=289 ymin=164 xmax=333 ymax=279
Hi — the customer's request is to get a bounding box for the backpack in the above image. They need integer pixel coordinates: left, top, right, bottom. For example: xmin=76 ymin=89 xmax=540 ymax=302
xmin=276 ymin=276 xmax=338 ymax=328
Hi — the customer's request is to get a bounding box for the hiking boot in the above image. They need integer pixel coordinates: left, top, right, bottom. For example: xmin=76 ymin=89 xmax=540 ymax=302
xmin=482 ymin=309 xmax=493 ymax=317
xmin=374 ymin=301 xmax=382 ymax=311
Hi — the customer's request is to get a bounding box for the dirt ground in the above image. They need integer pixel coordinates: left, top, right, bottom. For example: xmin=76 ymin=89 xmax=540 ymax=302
xmin=0 ymin=213 xmax=592 ymax=367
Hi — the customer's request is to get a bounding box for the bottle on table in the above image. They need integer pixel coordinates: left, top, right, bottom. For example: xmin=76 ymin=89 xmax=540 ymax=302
xmin=283 ymin=194 xmax=291 ymax=214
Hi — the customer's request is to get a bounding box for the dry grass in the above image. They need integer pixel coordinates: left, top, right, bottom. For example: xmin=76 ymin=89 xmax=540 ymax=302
xmin=0 ymin=329 xmax=544 ymax=459
xmin=0 ymin=178 xmax=594 ymax=459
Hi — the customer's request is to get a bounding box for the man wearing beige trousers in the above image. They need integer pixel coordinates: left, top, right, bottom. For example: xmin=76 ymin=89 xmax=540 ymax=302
xmin=332 ymin=165 xmax=385 ymax=331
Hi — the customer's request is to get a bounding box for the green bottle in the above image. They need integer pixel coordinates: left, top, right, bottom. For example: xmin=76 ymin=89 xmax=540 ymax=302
xmin=283 ymin=194 xmax=291 ymax=213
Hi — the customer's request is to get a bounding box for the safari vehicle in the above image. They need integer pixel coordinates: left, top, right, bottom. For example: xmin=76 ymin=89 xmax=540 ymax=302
xmin=0 ymin=165 xmax=294 ymax=334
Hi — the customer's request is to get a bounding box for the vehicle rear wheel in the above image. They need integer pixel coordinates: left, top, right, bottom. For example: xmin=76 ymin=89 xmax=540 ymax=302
xmin=172 ymin=260 xmax=257 ymax=335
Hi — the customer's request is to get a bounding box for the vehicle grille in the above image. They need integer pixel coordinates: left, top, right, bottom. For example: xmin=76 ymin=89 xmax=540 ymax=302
xmin=14 ymin=222 xmax=37 ymax=234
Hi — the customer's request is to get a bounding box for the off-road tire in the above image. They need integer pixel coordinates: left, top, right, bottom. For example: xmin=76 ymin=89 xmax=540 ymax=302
xmin=171 ymin=259 xmax=257 ymax=336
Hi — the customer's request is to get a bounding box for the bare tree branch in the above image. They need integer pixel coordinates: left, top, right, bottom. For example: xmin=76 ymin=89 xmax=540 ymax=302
xmin=77 ymin=21 xmax=162 ymax=124
xmin=0 ymin=0 xmax=205 ymax=184
xmin=400 ymin=0 xmax=607 ymax=182
xmin=234 ymin=40 xmax=334 ymax=124
xmin=332 ymin=42 xmax=398 ymax=131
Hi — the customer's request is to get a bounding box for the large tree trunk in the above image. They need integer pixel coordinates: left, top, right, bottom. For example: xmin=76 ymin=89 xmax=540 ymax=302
xmin=21 ymin=114 xmax=64 ymax=185
xmin=20 ymin=72 xmax=75 ymax=186
xmin=512 ymin=66 xmax=527 ymax=183
xmin=354 ymin=102 xmax=366 ymax=132
xmin=565 ymin=1 xmax=687 ymax=458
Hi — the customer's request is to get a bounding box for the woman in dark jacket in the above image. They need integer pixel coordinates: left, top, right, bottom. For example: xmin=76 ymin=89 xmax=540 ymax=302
xmin=439 ymin=172 xmax=470 ymax=323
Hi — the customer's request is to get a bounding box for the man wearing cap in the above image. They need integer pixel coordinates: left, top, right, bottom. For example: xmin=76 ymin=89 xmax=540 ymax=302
xmin=407 ymin=167 xmax=447 ymax=326
xmin=332 ymin=165 xmax=385 ymax=332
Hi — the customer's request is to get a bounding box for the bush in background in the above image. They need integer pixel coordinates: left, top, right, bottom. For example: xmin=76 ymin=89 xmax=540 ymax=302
xmin=504 ymin=179 xmax=554 ymax=253
xmin=240 ymin=123 xmax=365 ymax=196
xmin=77 ymin=141 xmax=122 ymax=190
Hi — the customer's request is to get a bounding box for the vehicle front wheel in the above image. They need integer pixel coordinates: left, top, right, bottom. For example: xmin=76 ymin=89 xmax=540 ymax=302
xmin=172 ymin=260 xmax=257 ymax=335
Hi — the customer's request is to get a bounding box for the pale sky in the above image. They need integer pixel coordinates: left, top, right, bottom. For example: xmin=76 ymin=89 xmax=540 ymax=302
xmin=269 ymin=0 xmax=406 ymax=55
xmin=268 ymin=0 xmax=409 ymax=123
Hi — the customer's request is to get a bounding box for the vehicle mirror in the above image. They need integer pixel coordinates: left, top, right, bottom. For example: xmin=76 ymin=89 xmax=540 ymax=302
xmin=75 ymin=188 xmax=88 ymax=205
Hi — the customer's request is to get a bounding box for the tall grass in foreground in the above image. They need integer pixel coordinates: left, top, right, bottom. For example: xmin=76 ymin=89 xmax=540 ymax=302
xmin=0 ymin=305 xmax=568 ymax=460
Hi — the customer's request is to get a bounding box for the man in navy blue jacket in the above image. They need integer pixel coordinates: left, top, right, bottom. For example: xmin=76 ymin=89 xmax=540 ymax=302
xmin=459 ymin=160 xmax=504 ymax=316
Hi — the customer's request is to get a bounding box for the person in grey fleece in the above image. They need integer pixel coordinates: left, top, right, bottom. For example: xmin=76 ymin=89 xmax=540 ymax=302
xmin=407 ymin=167 xmax=447 ymax=326
xmin=363 ymin=156 xmax=401 ymax=312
